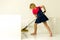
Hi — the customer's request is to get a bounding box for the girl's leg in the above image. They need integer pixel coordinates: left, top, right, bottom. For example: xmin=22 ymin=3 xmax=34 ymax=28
xmin=43 ymin=22 xmax=52 ymax=37
xmin=31 ymin=23 xmax=37 ymax=35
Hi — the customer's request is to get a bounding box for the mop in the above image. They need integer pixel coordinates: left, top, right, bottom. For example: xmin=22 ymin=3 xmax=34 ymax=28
xmin=21 ymin=19 xmax=35 ymax=32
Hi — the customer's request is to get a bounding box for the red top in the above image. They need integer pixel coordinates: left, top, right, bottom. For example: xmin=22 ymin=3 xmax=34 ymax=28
xmin=32 ymin=6 xmax=42 ymax=15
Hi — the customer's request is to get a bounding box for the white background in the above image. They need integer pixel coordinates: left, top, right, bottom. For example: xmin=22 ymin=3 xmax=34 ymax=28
xmin=0 ymin=0 xmax=60 ymax=40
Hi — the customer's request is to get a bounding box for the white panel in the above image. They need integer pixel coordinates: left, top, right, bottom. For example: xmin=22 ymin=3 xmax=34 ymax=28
xmin=0 ymin=15 xmax=21 ymax=40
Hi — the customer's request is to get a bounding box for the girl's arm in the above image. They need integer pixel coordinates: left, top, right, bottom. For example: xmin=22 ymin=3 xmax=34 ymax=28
xmin=41 ymin=5 xmax=46 ymax=13
xmin=34 ymin=14 xmax=37 ymax=18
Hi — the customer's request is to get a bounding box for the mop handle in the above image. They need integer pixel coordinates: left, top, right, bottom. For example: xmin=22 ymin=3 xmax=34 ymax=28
xmin=23 ymin=19 xmax=36 ymax=29
xmin=26 ymin=19 xmax=36 ymax=26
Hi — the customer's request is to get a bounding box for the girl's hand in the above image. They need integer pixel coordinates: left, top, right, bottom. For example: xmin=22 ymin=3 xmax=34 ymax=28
xmin=43 ymin=11 xmax=46 ymax=13
xmin=41 ymin=5 xmax=46 ymax=13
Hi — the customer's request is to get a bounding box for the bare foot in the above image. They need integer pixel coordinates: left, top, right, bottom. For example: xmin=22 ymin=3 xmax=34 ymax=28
xmin=50 ymin=32 xmax=52 ymax=37
xmin=31 ymin=33 xmax=37 ymax=35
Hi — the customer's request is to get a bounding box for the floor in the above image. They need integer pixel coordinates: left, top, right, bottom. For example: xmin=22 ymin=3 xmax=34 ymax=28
xmin=21 ymin=22 xmax=60 ymax=40
xmin=0 ymin=15 xmax=60 ymax=40
xmin=21 ymin=32 xmax=60 ymax=40
xmin=21 ymin=17 xmax=60 ymax=40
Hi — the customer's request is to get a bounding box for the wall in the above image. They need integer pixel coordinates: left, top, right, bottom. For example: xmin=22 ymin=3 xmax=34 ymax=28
xmin=0 ymin=0 xmax=19 ymax=15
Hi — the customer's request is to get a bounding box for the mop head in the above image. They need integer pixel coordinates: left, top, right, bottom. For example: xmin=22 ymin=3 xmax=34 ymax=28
xmin=21 ymin=29 xmax=28 ymax=32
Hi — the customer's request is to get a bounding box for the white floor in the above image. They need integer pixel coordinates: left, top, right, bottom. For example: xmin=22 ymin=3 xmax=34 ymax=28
xmin=21 ymin=32 xmax=60 ymax=40
xmin=21 ymin=17 xmax=60 ymax=40
xmin=21 ymin=19 xmax=60 ymax=40
xmin=1 ymin=15 xmax=60 ymax=40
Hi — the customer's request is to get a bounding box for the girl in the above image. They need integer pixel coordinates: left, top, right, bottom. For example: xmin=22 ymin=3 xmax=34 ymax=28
xmin=29 ymin=3 xmax=52 ymax=37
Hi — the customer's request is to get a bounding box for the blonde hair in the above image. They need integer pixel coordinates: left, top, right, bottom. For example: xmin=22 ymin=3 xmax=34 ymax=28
xmin=30 ymin=3 xmax=36 ymax=8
